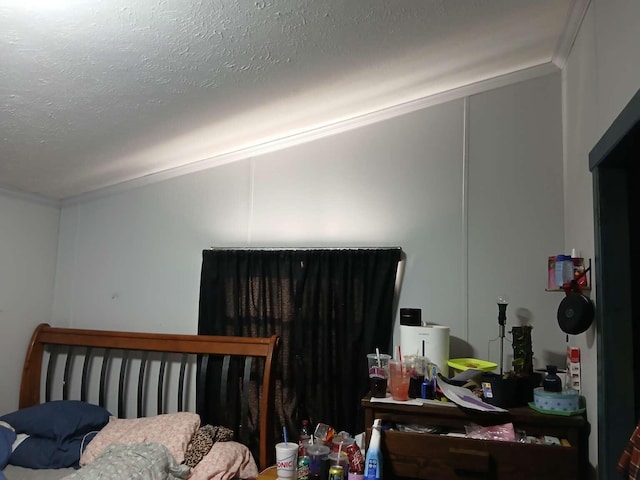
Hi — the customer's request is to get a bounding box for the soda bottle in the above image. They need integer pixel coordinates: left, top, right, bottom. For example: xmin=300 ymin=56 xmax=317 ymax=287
xmin=298 ymin=419 xmax=311 ymax=456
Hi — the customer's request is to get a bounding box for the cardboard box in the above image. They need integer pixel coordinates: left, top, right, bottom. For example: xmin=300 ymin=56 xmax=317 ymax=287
xmin=566 ymin=346 xmax=581 ymax=393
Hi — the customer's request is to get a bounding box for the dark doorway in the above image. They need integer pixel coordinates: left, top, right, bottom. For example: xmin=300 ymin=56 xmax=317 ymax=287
xmin=589 ymin=87 xmax=640 ymax=479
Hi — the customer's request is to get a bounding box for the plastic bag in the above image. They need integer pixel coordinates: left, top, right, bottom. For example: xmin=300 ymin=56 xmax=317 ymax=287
xmin=464 ymin=422 xmax=517 ymax=442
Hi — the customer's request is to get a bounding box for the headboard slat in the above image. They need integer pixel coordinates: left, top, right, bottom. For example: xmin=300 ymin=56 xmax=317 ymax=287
xmin=80 ymin=347 xmax=92 ymax=402
xmin=118 ymin=350 xmax=130 ymax=418
xmin=240 ymin=356 xmax=252 ymax=446
xmin=177 ymin=353 xmax=188 ymax=412
xmin=157 ymin=352 xmax=168 ymax=415
xmin=99 ymin=348 xmax=111 ymax=408
xmin=196 ymin=354 xmax=207 ymax=416
xmin=137 ymin=351 xmax=149 ymax=418
xmin=45 ymin=345 xmax=57 ymax=403
xmin=62 ymin=346 xmax=73 ymax=400
xmin=220 ymin=355 xmax=230 ymax=417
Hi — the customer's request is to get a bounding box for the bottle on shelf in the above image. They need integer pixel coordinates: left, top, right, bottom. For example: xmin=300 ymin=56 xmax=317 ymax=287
xmin=543 ymin=365 xmax=563 ymax=392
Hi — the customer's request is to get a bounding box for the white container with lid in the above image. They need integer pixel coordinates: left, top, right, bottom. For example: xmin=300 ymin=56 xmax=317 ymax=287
xmin=533 ymin=387 xmax=579 ymax=412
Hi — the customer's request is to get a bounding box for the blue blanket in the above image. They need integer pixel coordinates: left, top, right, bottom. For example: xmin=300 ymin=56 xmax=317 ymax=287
xmin=0 ymin=423 xmax=17 ymax=480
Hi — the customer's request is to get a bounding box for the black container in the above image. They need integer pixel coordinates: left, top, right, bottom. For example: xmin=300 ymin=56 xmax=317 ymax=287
xmin=481 ymin=373 xmax=518 ymax=408
xmin=400 ymin=308 xmax=422 ymax=326
xmin=515 ymin=372 xmax=543 ymax=406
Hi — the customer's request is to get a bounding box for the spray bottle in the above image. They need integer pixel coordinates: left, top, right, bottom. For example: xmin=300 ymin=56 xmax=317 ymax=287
xmin=364 ymin=418 xmax=382 ymax=480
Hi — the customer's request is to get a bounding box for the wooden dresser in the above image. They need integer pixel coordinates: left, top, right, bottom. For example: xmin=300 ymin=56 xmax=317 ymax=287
xmin=361 ymin=396 xmax=589 ymax=480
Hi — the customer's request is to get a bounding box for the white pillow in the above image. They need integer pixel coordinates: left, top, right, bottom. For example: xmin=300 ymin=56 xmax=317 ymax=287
xmin=80 ymin=412 xmax=200 ymax=466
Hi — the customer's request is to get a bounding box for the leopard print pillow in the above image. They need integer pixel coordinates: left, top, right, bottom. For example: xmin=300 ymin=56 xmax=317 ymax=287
xmin=183 ymin=425 xmax=235 ymax=468
xmin=211 ymin=425 xmax=234 ymax=443
xmin=183 ymin=426 xmax=215 ymax=468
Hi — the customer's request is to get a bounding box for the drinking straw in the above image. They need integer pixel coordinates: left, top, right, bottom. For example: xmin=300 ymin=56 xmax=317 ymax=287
xmin=375 ymin=347 xmax=381 ymax=368
xmin=398 ymin=345 xmax=402 ymax=362
xmin=283 ymin=426 xmax=288 ymax=446
xmin=336 ymin=440 xmax=343 ymax=465
xmin=422 ymin=340 xmax=425 ymax=357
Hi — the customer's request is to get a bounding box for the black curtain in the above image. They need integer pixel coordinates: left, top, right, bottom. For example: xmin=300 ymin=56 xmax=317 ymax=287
xmin=198 ymin=248 xmax=401 ymax=439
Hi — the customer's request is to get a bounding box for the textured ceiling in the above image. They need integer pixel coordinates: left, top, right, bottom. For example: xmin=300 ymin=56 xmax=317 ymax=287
xmin=0 ymin=0 xmax=572 ymax=201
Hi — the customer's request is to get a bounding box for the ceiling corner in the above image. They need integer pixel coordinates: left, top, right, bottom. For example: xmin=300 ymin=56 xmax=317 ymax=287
xmin=552 ymin=0 xmax=592 ymax=69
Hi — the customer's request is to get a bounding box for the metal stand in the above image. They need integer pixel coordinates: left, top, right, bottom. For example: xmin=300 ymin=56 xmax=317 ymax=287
xmin=497 ymin=297 xmax=508 ymax=375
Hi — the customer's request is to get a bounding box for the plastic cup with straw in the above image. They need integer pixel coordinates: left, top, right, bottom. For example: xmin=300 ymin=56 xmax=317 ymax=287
xmin=326 ymin=440 xmax=345 ymax=477
xmin=276 ymin=426 xmax=298 ymax=480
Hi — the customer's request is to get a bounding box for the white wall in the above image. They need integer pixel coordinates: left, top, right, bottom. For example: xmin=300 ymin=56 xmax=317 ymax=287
xmin=0 ymin=191 xmax=60 ymax=414
xmin=562 ymin=0 xmax=640 ymax=476
xmin=53 ymin=73 xmax=565 ymax=375
xmin=467 ymin=74 xmax=564 ymax=370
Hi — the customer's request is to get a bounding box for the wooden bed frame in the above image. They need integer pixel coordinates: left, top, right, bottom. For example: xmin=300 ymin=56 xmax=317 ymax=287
xmin=17 ymin=323 xmax=280 ymax=471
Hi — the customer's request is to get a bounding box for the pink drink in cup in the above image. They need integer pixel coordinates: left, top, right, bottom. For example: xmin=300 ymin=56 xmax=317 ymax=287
xmin=389 ymin=359 xmax=411 ymax=401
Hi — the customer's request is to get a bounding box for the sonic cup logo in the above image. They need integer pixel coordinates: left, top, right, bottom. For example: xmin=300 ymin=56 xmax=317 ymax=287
xmin=277 ymin=458 xmax=294 ymax=468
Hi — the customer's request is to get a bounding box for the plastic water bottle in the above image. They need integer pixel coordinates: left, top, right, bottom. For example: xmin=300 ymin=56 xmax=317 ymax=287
xmin=364 ymin=419 xmax=382 ymax=480
xmin=555 ymin=255 xmax=565 ymax=287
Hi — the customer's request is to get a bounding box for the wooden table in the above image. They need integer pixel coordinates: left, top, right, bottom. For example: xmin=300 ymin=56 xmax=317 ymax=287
xmin=257 ymin=465 xmax=278 ymax=479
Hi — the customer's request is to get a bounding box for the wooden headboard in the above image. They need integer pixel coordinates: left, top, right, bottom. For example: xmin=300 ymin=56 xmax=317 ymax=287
xmin=18 ymin=323 xmax=280 ymax=471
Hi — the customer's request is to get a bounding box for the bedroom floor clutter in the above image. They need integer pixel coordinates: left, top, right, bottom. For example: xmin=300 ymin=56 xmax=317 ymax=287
xmin=285 ymin=422 xmax=365 ymax=480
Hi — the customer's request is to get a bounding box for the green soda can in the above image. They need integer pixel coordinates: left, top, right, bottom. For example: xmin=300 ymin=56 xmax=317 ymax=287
xmin=297 ymin=455 xmax=310 ymax=480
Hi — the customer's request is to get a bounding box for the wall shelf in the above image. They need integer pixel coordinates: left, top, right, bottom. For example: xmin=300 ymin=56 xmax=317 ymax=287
xmin=545 ymin=287 xmax=591 ymax=292
xmin=546 ymin=258 xmax=591 ymax=292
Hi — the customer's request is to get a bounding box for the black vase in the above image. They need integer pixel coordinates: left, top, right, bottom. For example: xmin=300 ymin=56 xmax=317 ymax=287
xmin=543 ymin=365 xmax=563 ymax=392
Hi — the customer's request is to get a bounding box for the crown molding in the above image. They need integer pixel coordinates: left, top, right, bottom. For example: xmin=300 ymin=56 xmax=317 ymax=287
xmin=0 ymin=186 xmax=61 ymax=208
xmin=552 ymin=0 xmax=591 ymax=69
xmin=63 ymin=62 xmax=559 ymax=207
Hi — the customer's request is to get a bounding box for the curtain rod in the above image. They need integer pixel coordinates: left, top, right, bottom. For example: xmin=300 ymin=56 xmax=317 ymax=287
xmin=208 ymin=247 xmax=402 ymax=251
